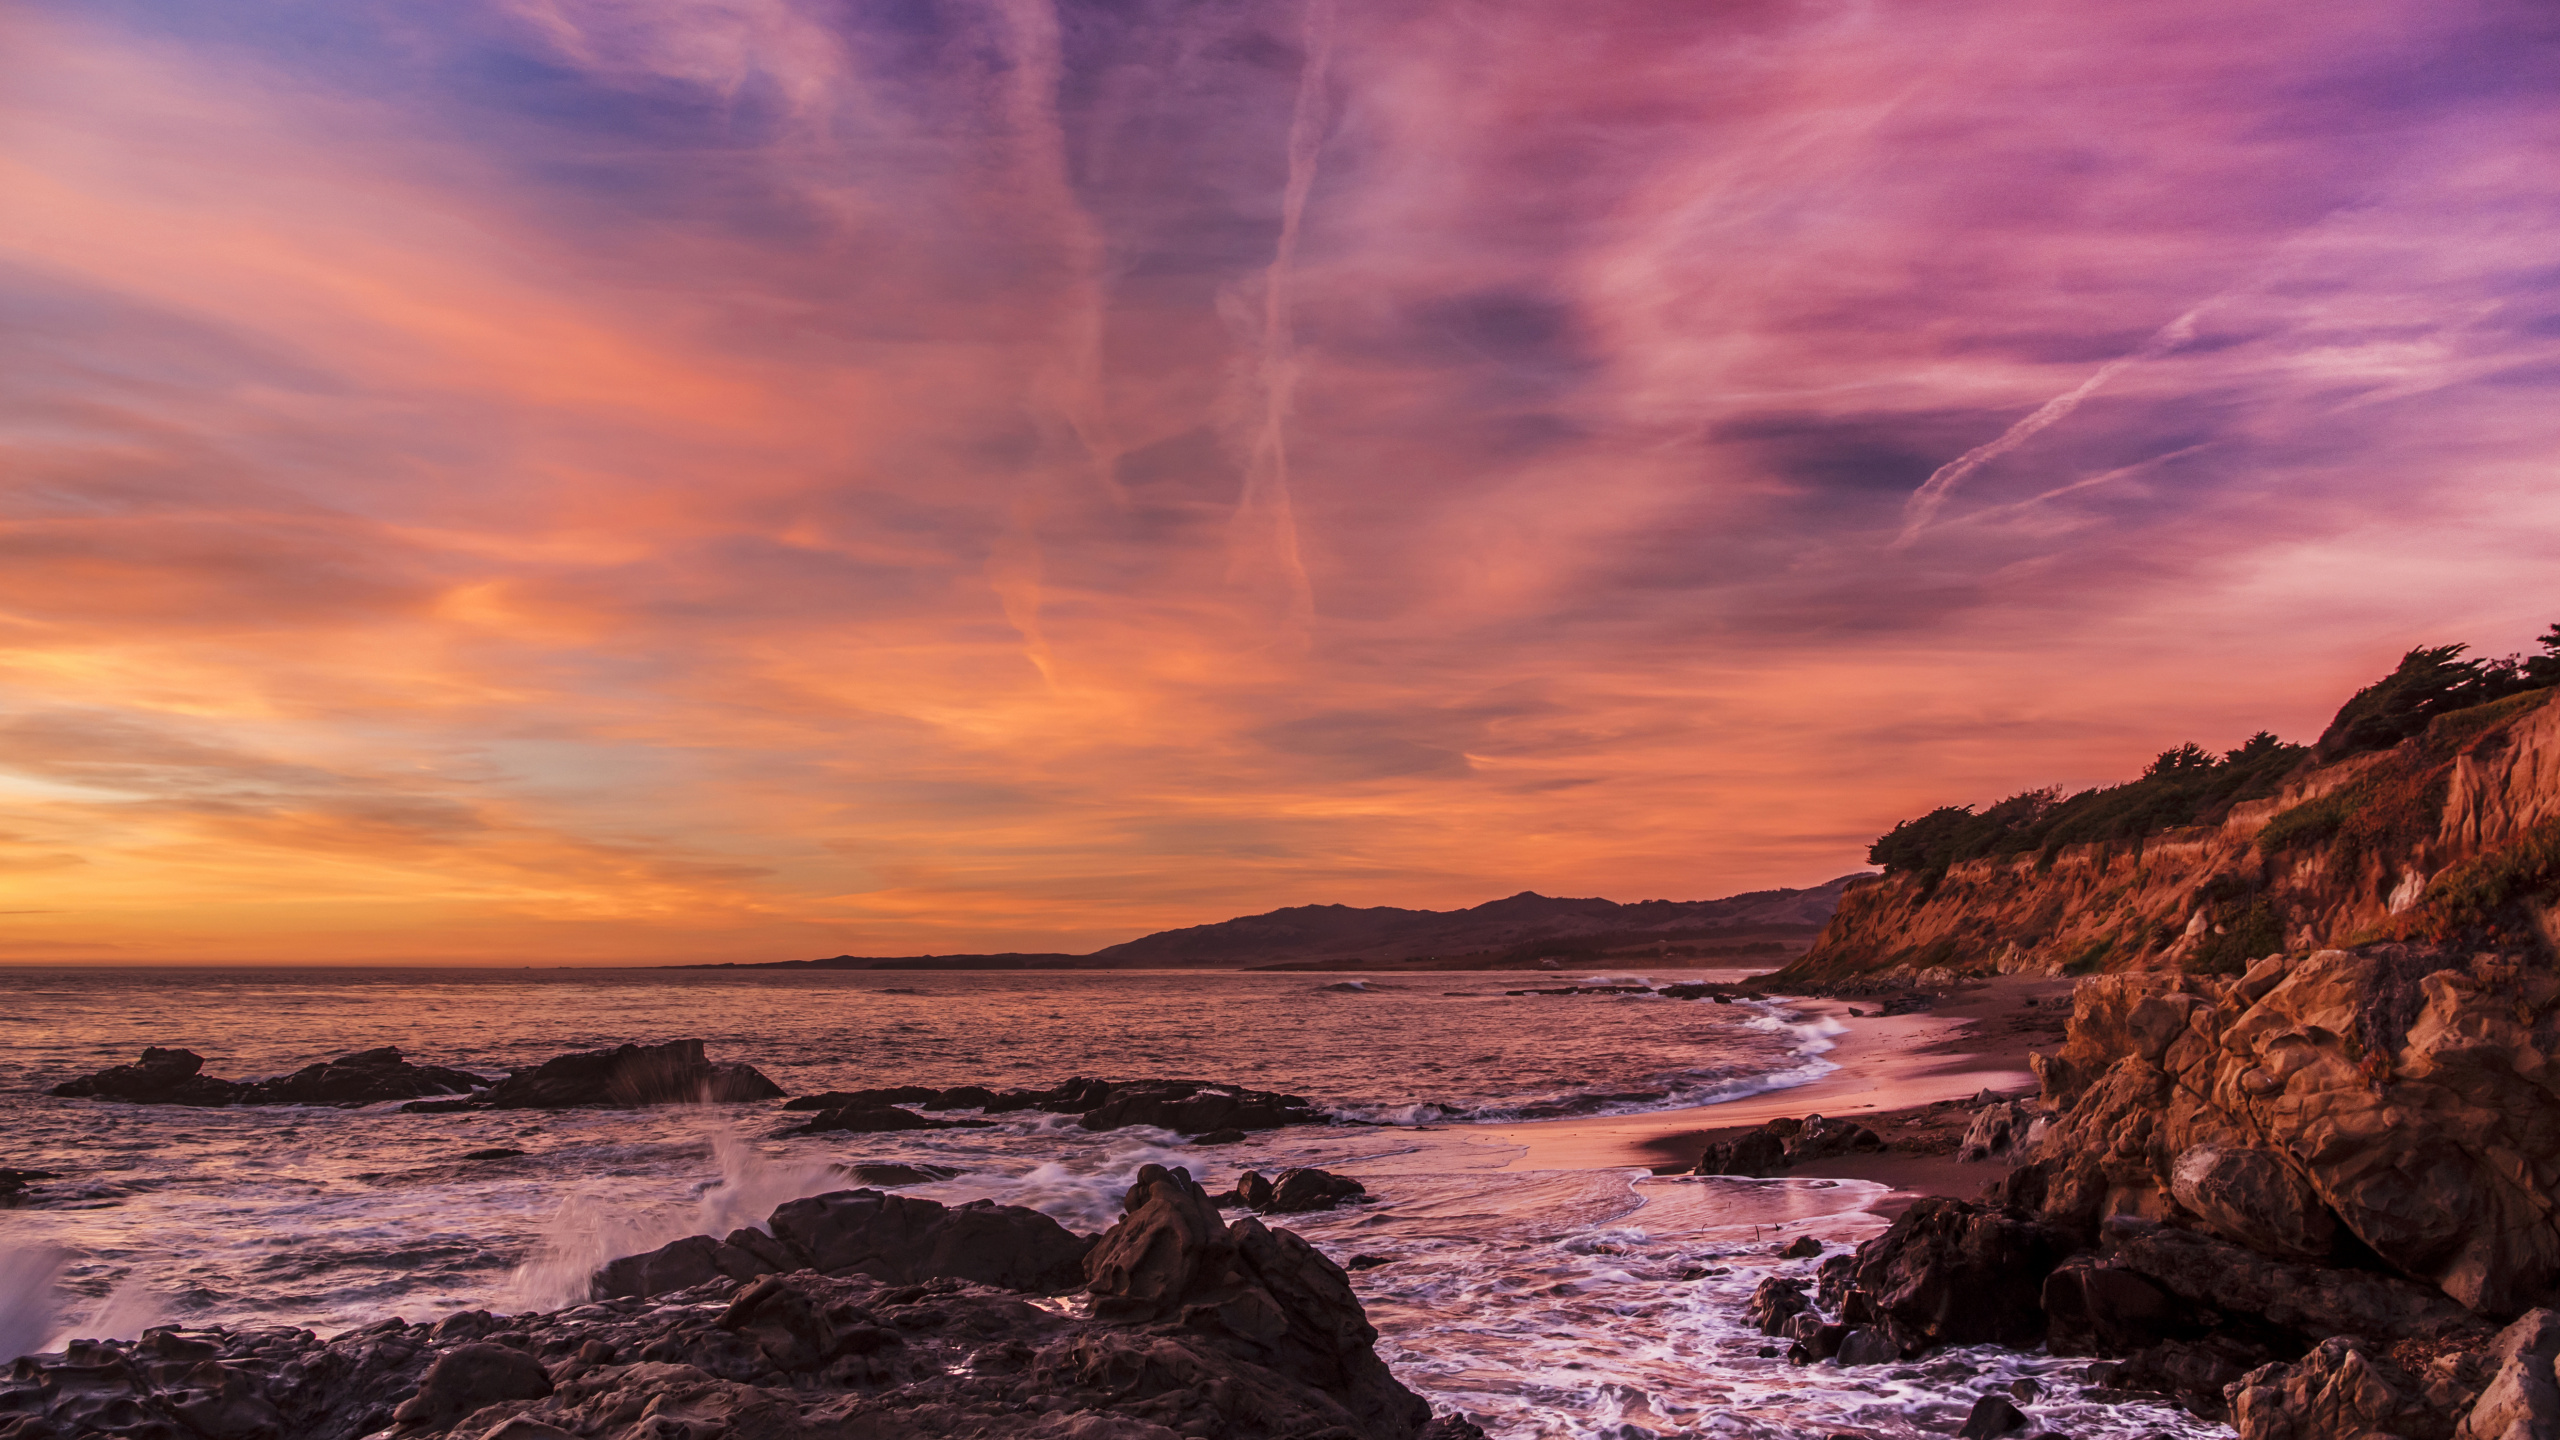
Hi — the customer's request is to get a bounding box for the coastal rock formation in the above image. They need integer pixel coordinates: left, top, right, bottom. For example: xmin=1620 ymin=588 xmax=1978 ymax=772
xmin=787 ymin=1104 xmax=993 ymax=1134
xmin=51 ymin=1046 xmax=492 ymax=1107
xmin=1219 ymin=1167 xmax=1367 ymax=1214
xmin=782 ymin=1077 xmax=1329 ymax=1136
xmin=401 ymin=1040 xmax=781 ymax=1111
xmin=0 ymin=1169 xmax=1445 ymax=1440
xmin=1781 ymin=686 xmax=2560 ymax=984
xmin=1688 ymin=1114 xmax=1885 ymax=1176
xmin=1 ymin=1168 xmax=61 ymax=1203
xmin=600 ymin=1189 xmax=1092 ymax=1298
xmin=2012 ymin=943 xmax=2560 ymax=1316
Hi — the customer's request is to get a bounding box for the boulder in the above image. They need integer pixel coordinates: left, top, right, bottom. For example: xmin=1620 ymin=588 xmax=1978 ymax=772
xmin=0 ymin=1250 xmax=1445 ymax=1440
xmin=50 ymin=1047 xmax=238 ymax=1105
xmin=1959 ymin=1100 xmax=2032 ymax=1162
xmin=1785 ymin=1114 xmax=1886 ymax=1165
xmin=1074 ymin=1080 xmax=1330 ymax=1135
xmin=1956 ymin=1393 xmax=2028 ymax=1438
xmin=2227 ymin=1337 xmax=2454 ymax=1440
xmin=768 ymin=1189 xmax=1092 ymax=1292
xmin=388 ymin=1342 xmax=552 ymax=1429
xmin=788 ymin=1105 xmax=989 ymax=1134
xmin=1691 ymin=1128 xmax=1788 ymax=1177
xmin=401 ymin=1040 xmax=782 ymax=1111
xmin=53 ymin=1047 xmax=494 ymax=1108
xmin=2097 ymin=1218 xmax=2480 ymax=1345
xmin=1745 ymin=1277 xmax=1811 ymax=1336
xmin=1081 ymin=1163 xmax=1431 ymax=1440
xmin=716 ymin=1274 xmax=835 ymax=1371
xmin=2028 ymin=945 xmax=2560 ymax=1317
xmin=1265 ymin=1168 xmax=1366 ymax=1214
xmin=2458 ymin=1308 xmax=2560 ymax=1440
xmin=2169 ymin=1143 xmax=2338 ymax=1261
xmin=244 ymin=1047 xmax=492 ymax=1105
xmin=1847 ymin=1198 xmax=2076 ymax=1352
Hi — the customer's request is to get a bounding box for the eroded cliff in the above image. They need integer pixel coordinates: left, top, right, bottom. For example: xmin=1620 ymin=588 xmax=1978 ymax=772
xmin=1783 ymin=687 xmax=2560 ymax=985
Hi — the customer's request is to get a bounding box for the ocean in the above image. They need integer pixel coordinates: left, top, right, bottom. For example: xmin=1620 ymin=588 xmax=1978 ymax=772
xmin=2 ymin=967 xmax=2227 ymax=1438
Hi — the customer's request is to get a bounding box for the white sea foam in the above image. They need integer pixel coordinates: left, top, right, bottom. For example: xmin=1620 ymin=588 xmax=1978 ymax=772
xmin=0 ymin=1248 xmax=67 ymax=1361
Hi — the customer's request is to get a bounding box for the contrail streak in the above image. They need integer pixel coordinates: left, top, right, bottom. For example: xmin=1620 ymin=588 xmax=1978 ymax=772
xmin=1893 ymin=304 xmax=2207 ymax=547
xmin=1230 ymin=0 xmax=1335 ymax=629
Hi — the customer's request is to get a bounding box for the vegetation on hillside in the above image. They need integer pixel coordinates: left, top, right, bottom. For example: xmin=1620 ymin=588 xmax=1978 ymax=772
xmin=1869 ymin=624 xmax=2560 ymax=879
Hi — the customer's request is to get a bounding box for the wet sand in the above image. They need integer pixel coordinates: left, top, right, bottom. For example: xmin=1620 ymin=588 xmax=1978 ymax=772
xmin=1452 ymin=974 xmax=2075 ymax=1207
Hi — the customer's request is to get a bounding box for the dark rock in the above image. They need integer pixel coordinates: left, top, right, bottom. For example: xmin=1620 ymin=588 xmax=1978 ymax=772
xmin=1814 ymin=1251 xmax=1857 ymax=1309
xmin=1081 ymin=1163 xmax=1431 ymax=1439
xmin=919 ymin=1084 xmax=999 ymax=1110
xmin=1834 ymin=1326 xmax=1900 ymax=1365
xmin=717 ymin=1274 xmax=835 ymax=1370
xmin=770 ymin=1189 xmax=1092 ymax=1291
xmin=0 ymin=1168 xmax=61 ymax=1203
xmin=840 ymin=1162 xmax=962 ymax=1187
xmin=789 ymin=1104 xmax=990 ymax=1134
xmin=1849 ymin=1197 xmax=2077 ymax=1352
xmin=1417 ymin=1415 xmax=1489 ymax=1440
xmin=1784 ymin=1114 xmax=1887 ymax=1165
xmin=1746 ymin=1277 xmax=1812 ymax=1336
xmin=1347 ymin=1255 xmax=1393 ymax=1270
xmin=401 ymin=1039 xmax=781 ymax=1111
xmin=1959 ymin=1100 xmax=2033 ymax=1162
xmin=1787 ymin=1320 xmax=1849 ymax=1364
xmin=1779 ymin=1235 xmax=1823 ymax=1259
xmin=1266 ymin=1168 xmax=1367 ymax=1214
xmin=1075 ymin=1079 xmax=1330 ymax=1135
xmin=783 ymin=1086 xmax=940 ymax=1112
xmin=240 ymin=1047 xmax=493 ymax=1105
xmin=0 ymin=1250 xmax=1440 ymax=1440
xmin=54 ymin=1046 xmax=495 ymax=1109
xmin=2225 ymin=1336 xmax=2452 ymax=1440
xmin=2097 ymin=1218 xmax=2480 ymax=1345
xmin=459 ymin=1148 xmax=524 ymax=1161
xmin=1226 ymin=1171 xmax=1279 ymax=1210
xmin=1194 ymin=1127 xmax=1250 ymax=1144
xmin=388 ymin=1342 xmax=551 ymax=1428
xmin=1957 ymin=1393 xmax=2029 ymax=1438
xmin=1692 ymin=1128 xmax=1789 ymax=1177
xmin=50 ymin=1047 xmax=237 ymax=1104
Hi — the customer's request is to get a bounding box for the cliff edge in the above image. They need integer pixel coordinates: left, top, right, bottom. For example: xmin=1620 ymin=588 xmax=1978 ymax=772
xmin=1780 ymin=686 xmax=2560 ymax=986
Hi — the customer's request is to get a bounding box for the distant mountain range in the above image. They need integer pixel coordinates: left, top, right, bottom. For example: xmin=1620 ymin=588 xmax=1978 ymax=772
xmin=694 ymin=874 xmax=1868 ymax=971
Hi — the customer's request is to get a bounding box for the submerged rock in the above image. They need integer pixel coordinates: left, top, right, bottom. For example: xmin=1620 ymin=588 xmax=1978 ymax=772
xmin=783 ymin=1076 xmax=1331 ymax=1135
xmin=51 ymin=1045 xmax=492 ymax=1107
xmin=400 ymin=1039 xmax=781 ymax=1111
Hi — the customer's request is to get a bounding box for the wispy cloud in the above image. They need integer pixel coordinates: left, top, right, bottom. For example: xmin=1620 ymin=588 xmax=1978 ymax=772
xmin=3 ymin=0 xmax=2557 ymax=961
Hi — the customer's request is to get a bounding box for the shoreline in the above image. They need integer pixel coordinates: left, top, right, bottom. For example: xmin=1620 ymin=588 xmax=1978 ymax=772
xmin=1443 ymin=973 xmax=2073 ymax=1205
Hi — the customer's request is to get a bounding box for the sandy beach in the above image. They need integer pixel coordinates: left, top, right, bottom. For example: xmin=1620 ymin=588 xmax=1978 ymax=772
xmin=1451 ymin=974 xmax=2076 ymax=1205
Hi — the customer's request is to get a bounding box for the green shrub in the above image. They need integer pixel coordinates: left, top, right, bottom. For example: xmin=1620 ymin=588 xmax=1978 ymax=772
xmin=2412 ymin=816 xmax=2560 ymax=940
xmin=2259 ymin=792 xmax=2357 ymax=854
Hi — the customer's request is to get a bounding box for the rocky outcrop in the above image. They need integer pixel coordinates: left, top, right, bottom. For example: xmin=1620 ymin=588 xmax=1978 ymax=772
xmin=2012 ymin=943 xmax=2560 ymax=1317
xmin=1688 ymin=1114 xmax=1884 ymax=1176
xmin=1 ymin=1171 xmax=1447 ymax=1440
xmin=1082 ymin=1163 xmax=1430 ymax=1438
xmin=779 ymin=1077 xmax=1330 ymax=1136
xmin=1220 ymin=1168 xmax=1367 ymax=1214
xmin=599 ymin=1189 xmax=1093 ymax=1299
xmin=401 ymin=1040 xmax=780 ymax=1111
xmin=0 ymin=1168 xmax=61 ymax=1203
xmin=51 ymin=1046 xmax=492 ymax=1107
xmin=1782 ymin=686 xmax=2560 ymax=984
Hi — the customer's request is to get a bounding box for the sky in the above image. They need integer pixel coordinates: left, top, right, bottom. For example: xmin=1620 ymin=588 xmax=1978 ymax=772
xmin=2 ymin=0 xmax=2557 ymax=964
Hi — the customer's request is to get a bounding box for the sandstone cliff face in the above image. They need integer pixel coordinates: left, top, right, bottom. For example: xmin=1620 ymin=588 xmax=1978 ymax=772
xmin=1786 ymin=689 xmax=2560 ymax=984
xmin=2015 ymin=944 xmax=2560 ymax=1319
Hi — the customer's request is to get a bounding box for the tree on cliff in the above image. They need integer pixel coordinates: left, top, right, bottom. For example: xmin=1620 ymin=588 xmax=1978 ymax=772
xmin=2316 ymin=635 xmax=2560 ymax=761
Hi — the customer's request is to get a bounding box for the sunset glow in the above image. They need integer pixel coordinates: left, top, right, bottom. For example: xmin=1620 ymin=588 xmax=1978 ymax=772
xmin=5 ymin=0 xmax=2556 ymax=962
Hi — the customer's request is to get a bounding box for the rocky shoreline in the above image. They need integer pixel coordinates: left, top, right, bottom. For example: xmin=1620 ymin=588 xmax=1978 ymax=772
xmin=1743 ymin=939 xmax=2560 ymax=1439
xmin=0 ymin=1165 xmax=1476 ymax=1440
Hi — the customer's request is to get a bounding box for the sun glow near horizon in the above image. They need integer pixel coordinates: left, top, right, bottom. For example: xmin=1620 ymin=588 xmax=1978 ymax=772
xmin=4 ymin=0 xmax=2558 ymax=963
